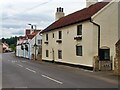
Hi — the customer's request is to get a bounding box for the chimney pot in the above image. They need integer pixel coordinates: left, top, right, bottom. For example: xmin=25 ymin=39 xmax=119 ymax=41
xmin=55 ymin=7 xmax=65 ymax=21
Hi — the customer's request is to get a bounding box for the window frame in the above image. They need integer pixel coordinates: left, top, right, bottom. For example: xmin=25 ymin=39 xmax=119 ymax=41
xmin=46 ymin=50 xmax=49 ymax=57
xmin=58 ymin=50 xmax=62 ymax=59
xmin=77 ymin=25 xmax=82 ymax=35
xmin=58 ymin=31 xmax=62 ymax=39
xmin=46 ymin=34 xmax=48 ymax=41
xmin=38 ymin=39 xmax=41 ymax=44
xmin=99 ymin=49 xmax=110 ymax=60
xmin=53 ymin=33 xmax=54 ymax=38
xmin=76 ymin=45 xmax=82 ymax=56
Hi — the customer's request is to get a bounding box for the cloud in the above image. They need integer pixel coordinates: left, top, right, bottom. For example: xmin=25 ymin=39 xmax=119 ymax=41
xmin=2 ymin=28 xmax=25 ymax=38
xmin=11 ymin=30 xmax=24 ymax=35
xmin=1 ymin=0 xmax=103 ymax=38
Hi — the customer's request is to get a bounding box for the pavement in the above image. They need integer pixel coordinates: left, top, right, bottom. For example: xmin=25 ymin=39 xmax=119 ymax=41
xmin=2 ymin=52 xmax=119 ymax=88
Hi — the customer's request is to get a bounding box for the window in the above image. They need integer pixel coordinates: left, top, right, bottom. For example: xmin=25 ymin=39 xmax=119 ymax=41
xmin=77 ymin=25 xmax=82 ymax=35
xmin=99 ymin=49 xmax=110 ymax=60
xmin=46 ymin=50 xmax=49 ymax=57
xmin=53 ymin=33 xmax=54 ymax=38
xmin=58 ymin=50 xmax=62 ymax=59
xmin=38 ymin=40 xmax=41 ymax=44
xmin=58 ymin=31 xmax=62 ymax=39
xmin=76 ymin=46 xmax=82 ymax=56
xmin=46 ymin=34 xmax=48 ymax=41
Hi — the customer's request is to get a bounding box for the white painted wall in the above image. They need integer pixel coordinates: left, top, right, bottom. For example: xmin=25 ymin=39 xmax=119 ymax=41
xmin=92 ymin=1 xmax=119 ymax=69
xmin=28 ymin=32 xmax=42 ymax=59
xmin=42 ymin=21 xmax=95 ymax=67
xmin=16 ymin=32 xmax=42 ymax=60
xmin=42 ymin=1 xmax=119 ymax=68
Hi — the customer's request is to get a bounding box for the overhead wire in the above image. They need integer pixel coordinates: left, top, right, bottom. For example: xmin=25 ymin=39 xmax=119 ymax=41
xmin=3 ymin=0 xmax=52 ymax=20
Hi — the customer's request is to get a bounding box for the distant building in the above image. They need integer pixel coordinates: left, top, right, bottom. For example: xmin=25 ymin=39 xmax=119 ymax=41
xmin=41 ymin=0 xmax=120 ymax=70
xmin=1 ymin=43 xmax=11 ymax=53
xmin=16 ymin=29 xmax=42 ymax=60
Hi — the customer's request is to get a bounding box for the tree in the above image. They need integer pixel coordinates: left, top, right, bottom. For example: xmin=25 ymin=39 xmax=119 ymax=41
xmin=10 ymin=44 xmax=16 ymax=51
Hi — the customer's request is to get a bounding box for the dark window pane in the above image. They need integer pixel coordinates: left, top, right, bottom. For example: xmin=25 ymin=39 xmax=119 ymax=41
xmin=58 ymin=50 xmax=62 ymax=59
xmin=38 ymin=40 xmax=41 ymax=44
xmin=76 ymin=46 xmax=82 ymax=56
xmin=46 ymin=34 xmax=48 ymax=41
xmin=59 ymin=31 xmax=62 ymax=39
xmin=46 ymin=50 xmax=49 ymax=57
xmin=77 ymin=25 xmax=82 ymax=35
xmin=53 ymin=33 xmax=54 ymax=38
xmin=99 ymin=49 xmax=110 ymax=60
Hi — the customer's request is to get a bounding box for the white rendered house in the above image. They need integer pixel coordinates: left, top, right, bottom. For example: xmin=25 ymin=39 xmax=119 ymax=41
xmin=41 ymin=0 xmax=120 ymax=70
xmin=16 ymin=29 xmax=42 ymax=60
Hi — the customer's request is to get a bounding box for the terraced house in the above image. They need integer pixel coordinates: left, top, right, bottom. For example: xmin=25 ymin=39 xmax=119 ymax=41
xmin=16 ymin=28 xmax=42 ymax=60
xmin=41 ymin=0 xmax=120 ymax=70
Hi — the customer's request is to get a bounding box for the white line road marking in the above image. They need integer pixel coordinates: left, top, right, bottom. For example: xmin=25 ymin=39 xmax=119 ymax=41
xmin=11 ymin=61 xmax=15 ymax=63
xmin=21 ymin=61 xmax=26 ymax=62
xmin=11 ymin=61 xmax=17 ymax=63
xmin=17 ymin=64 xmax=23 ymax=67
xmin=25 ymin=68 xmax=36 ymax=73
xmin=41 ymin=74 xmax=63 ymax=84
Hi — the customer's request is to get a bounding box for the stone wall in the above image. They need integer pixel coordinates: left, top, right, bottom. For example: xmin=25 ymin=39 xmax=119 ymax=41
xmin=37 ymin=54 xmax=42 ymax=62
xmin=93 ymin=56 xmax=112 ymax=71
xmin=99 ymin=61 xmax=112 ymax=71
xmin=93 ymin=56 xmax=99 ymax=71
xmin=114 ymin=40 xmax=120 ymax=75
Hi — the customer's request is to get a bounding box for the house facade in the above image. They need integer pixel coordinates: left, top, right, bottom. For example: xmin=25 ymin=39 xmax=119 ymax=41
xmin=16 ymin=29 xmax=42 ymax=60
xmin=41 ymin=0 xmax=120 ymax=70
xmin=2 ymin=43 xmax=11 ymax=53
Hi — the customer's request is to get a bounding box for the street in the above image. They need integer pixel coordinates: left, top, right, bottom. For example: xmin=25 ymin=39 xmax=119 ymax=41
xmin=2 ymin=53 xmax=119 ymax=88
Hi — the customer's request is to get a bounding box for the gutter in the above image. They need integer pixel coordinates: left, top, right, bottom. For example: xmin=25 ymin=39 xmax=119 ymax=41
xmin=90 ymin=19 xmax=100 ymax=57
xmin=41 ymin=18 xmax=91 ymax=33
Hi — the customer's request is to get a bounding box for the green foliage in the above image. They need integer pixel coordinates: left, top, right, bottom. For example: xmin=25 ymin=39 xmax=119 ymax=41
xmin=10 ymin=44 xmax=16 ymax=51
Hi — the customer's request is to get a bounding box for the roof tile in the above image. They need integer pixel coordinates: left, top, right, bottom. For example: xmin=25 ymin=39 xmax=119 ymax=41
xmin=42 ymin=1 xmax=110 ymax=33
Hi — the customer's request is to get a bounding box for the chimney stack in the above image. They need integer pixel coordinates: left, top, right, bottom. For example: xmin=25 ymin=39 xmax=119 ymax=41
xmin=86 ymin=0 xmax=98 ymax=7
xmin=55 ymin=7 xmax=65 ymax=21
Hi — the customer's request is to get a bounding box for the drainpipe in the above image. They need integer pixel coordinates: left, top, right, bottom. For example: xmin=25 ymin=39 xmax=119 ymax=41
xmin=25 ymin=45 xmax=26 ymax=58
xmin=29 ymin=43 xmax=30 ymax=60
xmin=90 ymin=19 xmax=100 ymax=57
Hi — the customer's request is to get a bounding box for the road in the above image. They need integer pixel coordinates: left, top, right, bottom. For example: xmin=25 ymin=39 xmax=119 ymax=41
xmin=2 ymin=53 xmax=119 ymax=88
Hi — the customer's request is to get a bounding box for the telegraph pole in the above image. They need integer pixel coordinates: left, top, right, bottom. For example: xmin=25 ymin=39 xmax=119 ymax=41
xmin=34 ymin=25 xmax=37 ymax=60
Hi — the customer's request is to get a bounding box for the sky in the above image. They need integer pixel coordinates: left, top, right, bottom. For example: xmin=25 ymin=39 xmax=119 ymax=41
xmin=1 ymin=0 xmax=102 ymax=39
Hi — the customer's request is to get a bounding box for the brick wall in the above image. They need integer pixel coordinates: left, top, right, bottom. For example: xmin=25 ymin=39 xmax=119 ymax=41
xmin=114 ymin=40 xmax=120 ymax=75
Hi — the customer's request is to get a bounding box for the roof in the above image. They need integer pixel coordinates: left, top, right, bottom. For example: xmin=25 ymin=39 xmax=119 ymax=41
xmin=17 ymin=29 xmax=41 ymax=44
xmin=2 ymin=43 xmax=9 ymax=48
xmin=42 ymin=1 xmax=110 ymax=33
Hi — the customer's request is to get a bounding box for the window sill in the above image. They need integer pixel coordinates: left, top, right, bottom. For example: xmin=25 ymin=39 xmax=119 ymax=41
xmin=74 ymin=35 xmax=82 ymax=40
xmin=44 ymin=41 xmax=49 ymax=44
xmin=56 ymin=39 xmax=62 ymax=43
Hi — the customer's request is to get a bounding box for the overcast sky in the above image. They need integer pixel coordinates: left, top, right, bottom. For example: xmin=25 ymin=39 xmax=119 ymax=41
xmin=1 ymin=0 xmax=103 ymax=38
